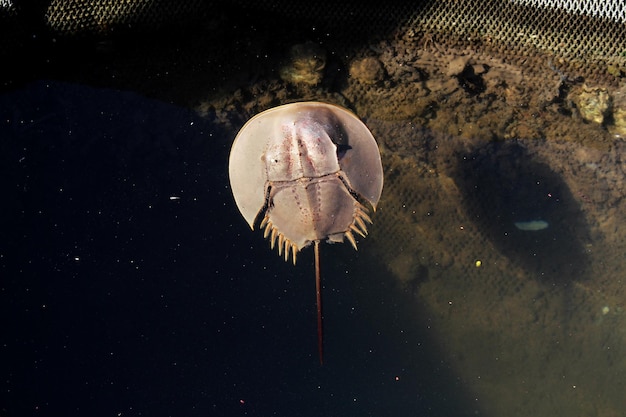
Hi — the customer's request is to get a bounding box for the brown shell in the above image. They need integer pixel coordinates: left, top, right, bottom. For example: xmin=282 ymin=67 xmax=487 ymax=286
xmin=229 ymin=102 xmax=383 ymax=261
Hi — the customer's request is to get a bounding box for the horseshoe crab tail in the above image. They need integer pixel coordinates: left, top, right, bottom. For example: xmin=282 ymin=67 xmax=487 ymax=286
xmin=314 ymin=241 xmax=324 ymax=365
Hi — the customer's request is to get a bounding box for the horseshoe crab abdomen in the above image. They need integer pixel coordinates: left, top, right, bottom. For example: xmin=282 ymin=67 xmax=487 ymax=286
xmin=261 ymin=173 xmax=372 ymax=262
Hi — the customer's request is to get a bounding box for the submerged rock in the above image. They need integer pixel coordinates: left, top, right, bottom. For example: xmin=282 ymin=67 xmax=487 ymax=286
xmin=572 ymin=85 xmax=611 ymax=125
xmin=279 ymin=42 xmax=326 ymax=86
xmin=349 ymin=56 xmax=386 ymax=84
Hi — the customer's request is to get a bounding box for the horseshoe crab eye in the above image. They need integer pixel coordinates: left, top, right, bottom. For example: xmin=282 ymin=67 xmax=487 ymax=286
xmin=336 ymin=144 xmax=352 ymax=160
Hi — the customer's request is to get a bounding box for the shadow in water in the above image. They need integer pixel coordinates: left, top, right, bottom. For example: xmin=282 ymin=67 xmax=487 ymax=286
xmin=451 ymin=141 xmax=589 ymax=284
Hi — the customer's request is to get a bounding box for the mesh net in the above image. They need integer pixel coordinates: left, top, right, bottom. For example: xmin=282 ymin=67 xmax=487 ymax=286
xmin=401 ymin=0 xmax=626 ymax=82
xmin=44 ymin=0 xmax=208 ymax=33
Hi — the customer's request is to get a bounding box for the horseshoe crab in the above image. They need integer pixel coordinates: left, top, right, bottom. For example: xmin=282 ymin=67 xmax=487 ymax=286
xmin=229 ymin=102 xmax=383 ymax=363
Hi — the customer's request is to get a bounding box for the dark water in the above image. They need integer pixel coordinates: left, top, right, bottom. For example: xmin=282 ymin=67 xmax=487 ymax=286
xmin=1 ymin=81 xmax=474 ymax=417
